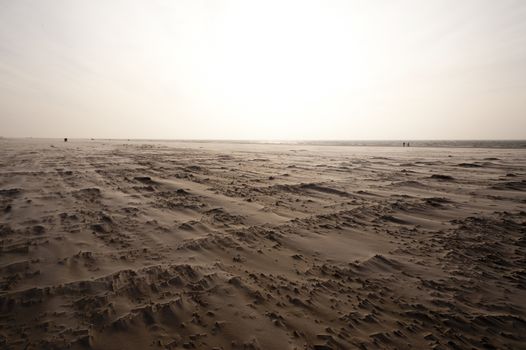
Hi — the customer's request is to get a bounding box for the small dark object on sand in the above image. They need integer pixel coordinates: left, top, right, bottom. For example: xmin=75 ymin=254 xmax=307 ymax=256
xmin=430 ymin=174 xmax=454 ymax=181
xmin=134 ymin=176 xmax=153 ymax=183
xmin=64 ymin=138 xmax=68 ymax=142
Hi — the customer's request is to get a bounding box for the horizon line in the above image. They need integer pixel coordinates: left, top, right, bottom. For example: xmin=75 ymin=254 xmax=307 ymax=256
xmin=2 ymin=137 xmax=526 ymax=142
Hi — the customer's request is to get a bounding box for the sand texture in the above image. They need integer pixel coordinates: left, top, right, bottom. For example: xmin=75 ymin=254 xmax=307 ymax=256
xmin=0 ymin=139 xmax=525 ymax=349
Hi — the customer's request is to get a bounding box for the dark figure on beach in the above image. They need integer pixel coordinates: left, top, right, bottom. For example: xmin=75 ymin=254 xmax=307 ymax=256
xmin=407 ymin=142 xmax=410 ymax=147
xmin=64 ymin=138 xmax=68 ymax=142
xmin=403 ymin=142 xmax=405 ymax=147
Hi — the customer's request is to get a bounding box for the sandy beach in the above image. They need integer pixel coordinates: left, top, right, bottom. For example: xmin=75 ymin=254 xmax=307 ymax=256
xmin=0 ymin=139 xmax=525 ymax=349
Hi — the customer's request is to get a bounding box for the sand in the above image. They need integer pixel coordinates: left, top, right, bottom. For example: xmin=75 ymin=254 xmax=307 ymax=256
xmin=0 ymin=138 xmax=525 ymax=349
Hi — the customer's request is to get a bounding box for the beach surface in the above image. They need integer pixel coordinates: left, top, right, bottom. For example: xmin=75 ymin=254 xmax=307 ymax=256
xmin=1 ymin=139 xmax=525 ymax=349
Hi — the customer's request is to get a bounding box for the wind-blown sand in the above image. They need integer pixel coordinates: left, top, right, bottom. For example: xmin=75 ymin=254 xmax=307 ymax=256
xmin=0 ymin=139 xmax=525 ymax=350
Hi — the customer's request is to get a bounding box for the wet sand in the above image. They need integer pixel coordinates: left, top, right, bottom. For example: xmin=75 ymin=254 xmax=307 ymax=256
xmin=0 ymin=139 xmax=525 ymax=349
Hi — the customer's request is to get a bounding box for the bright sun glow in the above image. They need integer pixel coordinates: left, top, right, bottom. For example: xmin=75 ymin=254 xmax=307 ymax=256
xmin=1 ymin=0 xmax=525 ymax=139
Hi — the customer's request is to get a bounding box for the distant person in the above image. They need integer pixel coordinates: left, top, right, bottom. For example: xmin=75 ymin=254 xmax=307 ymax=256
xmin=402 ymin=142 xmax=405 ymax=147
xmin=64 ymin=138 xmax=68 ymax=142
xmin=407 ymin=142 xmax=410 ymax=147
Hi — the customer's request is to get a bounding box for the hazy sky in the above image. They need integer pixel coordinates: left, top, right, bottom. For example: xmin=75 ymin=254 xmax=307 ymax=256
xmin=1 ymin=0 xmax=525 ymax=139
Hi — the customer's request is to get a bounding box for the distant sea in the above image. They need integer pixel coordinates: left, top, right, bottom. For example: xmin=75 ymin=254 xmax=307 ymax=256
xmin=292 ymin=140 xmax=526 ymax=149
xmin=170 ymin=139 xmax=526 ymax=149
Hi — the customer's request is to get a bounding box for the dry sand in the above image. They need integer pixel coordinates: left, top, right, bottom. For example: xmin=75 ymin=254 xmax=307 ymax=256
xmin=0 ymin=139 xmax=525 ymax=349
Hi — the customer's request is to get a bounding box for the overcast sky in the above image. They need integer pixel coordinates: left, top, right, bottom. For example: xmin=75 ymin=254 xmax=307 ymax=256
xmin=1 ymin=0 xmax=525 ymax=139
